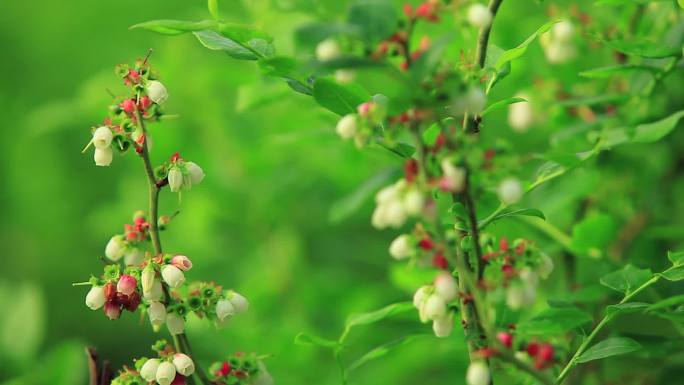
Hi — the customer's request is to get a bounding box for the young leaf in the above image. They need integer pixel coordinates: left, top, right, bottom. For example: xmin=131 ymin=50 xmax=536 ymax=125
xmin=347 ymin=0 xmax=398 ymax=45
xmin=668 ymin=250 xmax=684 ymax=266
xmin=130 ymin=19 xmax=218 ymax=35
xmin=570 ymin=213 xmax=617 ymax=259
xmin=313 ymin=77 xmax=370 ymax=115
xmin=376 ymin=141 xmax=416 ymax=159
xmin=494 ymin=20 xmax=558 ymax=71
xmin=602 ymin=38 xmax=681 ymax=59
xmin=600 ymin=264 xmax=653 ymax=294
xmin=606 ymin=302 xmax=649 ymax=316
xmin=660 ymin=265 xmax=684 ymax=282
xmin=579 ymin=64 xmax=661 ymax=79
xmin=340 ymin=302 xmax=414 ymax=343
xmin=575 ymin=337 xmax=641 ymax=363
xmin=487 ymin=208 xmax=546 ymax=224
xmin=481 ymin=97 xmax=526 ymax=116
xmin=193 ymin=30 xmax=260 ymax=60
xmin=646 ymin=294 xmax=684 ymax=312
xmin=517 ymin=306 xmax=592 ymax=336
xmin=345 ymin=335 xmax=427 ymax=374
xmin=294 ymin=332 xmax=339 ymax=349
xmin=631 ymin=110 xmax=684 ymax=144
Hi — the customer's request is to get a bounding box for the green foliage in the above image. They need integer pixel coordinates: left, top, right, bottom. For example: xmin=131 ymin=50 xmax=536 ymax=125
xmin=575 ymin=337 xmax=641 ymax=364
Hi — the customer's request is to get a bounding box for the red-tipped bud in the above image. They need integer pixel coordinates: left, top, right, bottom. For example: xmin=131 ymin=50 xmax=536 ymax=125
xmin=139 ymin=96 xmax=152 ymax=110
xmin=117 ymin=274 xmax=137 ymax=295
xmin=526 ymin=342 xmax=540 ymax=356
xmin=404 ymin=159 xmax=419 ymax=183
xmin=103 ymin=301 xmax=122 ymax=320
xmin=218 ymin=362 xmax=231 ymax=377
xmin=497 ymin=332 xmax=513 ymax=348
xmin=418 ymin=238 xmax=434 ymax=250
xmin=499 ymin=237 xmax=509 ymax=251
xmin=124 ymin=291 xmax=141 ymax=312
xmin=538 ymin=343 xmax=555 ymax=361
xmin=432 ymin=253 xmax=448 ymax=270
xmin=121 ymin=99 xmax=136 ymax=114
xmin=103 ymin=282 xmax=117 ymax=301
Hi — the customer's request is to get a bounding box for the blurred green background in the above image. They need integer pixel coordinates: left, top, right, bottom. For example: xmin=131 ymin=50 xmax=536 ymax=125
xmin=1 ymin=1 xmax=683 ymax=384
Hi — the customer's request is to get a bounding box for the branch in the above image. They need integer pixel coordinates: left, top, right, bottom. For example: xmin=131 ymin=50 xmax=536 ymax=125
xmin=475 ymin=0 xmax=505 ymax=69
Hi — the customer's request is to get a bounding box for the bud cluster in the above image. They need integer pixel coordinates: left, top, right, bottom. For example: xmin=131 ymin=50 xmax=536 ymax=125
xmin=110 ymin=340 xmax=194 ymax=385
xmin=207 ymin=352 xmax=273 ymax=385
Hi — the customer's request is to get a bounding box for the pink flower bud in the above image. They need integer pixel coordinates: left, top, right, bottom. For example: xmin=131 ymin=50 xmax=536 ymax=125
xmin=117 ymin=275 xmax=137 ymax=296
xmin=497 ymin=331 xmax=513 ymax=348
xmin=171 ymin=255 xmax=193 ymax=271
xmin=103 ymin=301 xmax=122 ymax=320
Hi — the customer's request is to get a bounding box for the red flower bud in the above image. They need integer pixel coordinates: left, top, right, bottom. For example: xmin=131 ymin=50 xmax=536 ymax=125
xmin=124 ymin=291 xmax=141 ymax=312
xmin=418 ymin=238 xmax=434 ymax=250
xmin=103 ymin=282 xmax=117 ymax=301
xmin=497 ymin=332 xmax=513 ymax=348
xmin=117 ymin=274 xmax=138 ymax=296
xmin=432 ymin=253 xmax=448 ymax=270
xmin=403 ymin=4 xmax=413 ymax=18
xmin=121 ymin=99 xmax=136 ymax=114
xmin=538 ymin=343 xmax=555 ymax=362
xmin=526 ymin=342 xmax=540 ymax=356
xmin=218 ymin=362 xmax=231 ymax=377
xmin=499 ymin=237 xmax=509 ymax=252
xmin=404 ymin=159 xmax=419 ymax=183
xmin=103 ymin=301 xmax=122 ymax=320
xmin=139 ymin=96 xmax=152 ymax=110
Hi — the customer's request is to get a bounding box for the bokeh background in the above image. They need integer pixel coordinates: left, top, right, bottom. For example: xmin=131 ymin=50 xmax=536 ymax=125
xmin=1 ymin=1 xmax=683 ymax=384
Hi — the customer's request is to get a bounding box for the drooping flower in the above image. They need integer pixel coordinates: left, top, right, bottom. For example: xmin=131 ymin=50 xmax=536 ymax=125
xmin=103 ymin=301 xmax=122 ymax=320
xmin=168 ymin=167 xmax=184 ymax=192
xmin=389 ymin=234 xmax=412 ymax=260
xmin=124 ymin=247 xmax=143 ymax=266
xmin=497 ymin=177 xmax=523 ymax=205
xmin=148 ymin=301 xmax=166 ymax=327
xmin=147 ymin=80 xmax=169 ymax=104
xmin=161 ymin=265 xmax=185 ymax=288
xmin=215 ymin=299 xmax=235 ymax=322
xmin=156 ymin=361 xmax=177 ymax=385
xmin=423 ymin=294 xmax=447 ymax=320
xmin=335 ymin=114 xmax=357 ymax=140
xmin=94 ymin=147 xmax=113 ymax=167
xmin=172 ymin=353 xmax=195 ymax=376
xmin=117 ymin=274 xmax=137 ymax=296
xmin=105 ymin=235 xmax=126 ymax=261
xmin=171 ymin=255 xmax=193 ymax=271
xmin=185 ymin=162 xmax=205 ymax=185
xmin=432 ymin=312 xmax=454 ymax=338
xmin=166 ymin=313 xmax=185 ymax=335
xmin=140 ymin=358 xmax=161 ymax=382
xmin=467 ymin=4 xmax=492 ymax=29
xmin=315 ymin=39 xmax=341 ymax=62
xmin=466 ymin=361 xmax=491 ymax=385
xmin=434 ymin=272 xmax=458 ymax=302
xmin=92 ymin=126 xmax=113 ymax=149
xmin=508 ymin=95 xmax=533 ymax=132
xmin=85 ymin=286 xmax=106 ymax=310
xmin=227 ymin=290 xmax=249 ymax=314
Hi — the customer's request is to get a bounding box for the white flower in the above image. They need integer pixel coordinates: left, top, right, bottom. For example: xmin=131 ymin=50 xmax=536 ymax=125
xmin=336 ymin=114 xmax=357 ymax=140
xmin=506 ymin=283 xmax=536 ymax=310
xmin=147 ymin=80 xmax=168 ymax=104
xmin=85 ymin=286 xmax=106 ymax=310
xmin=432 ymin=312 xmax=454 ymax=338
xmin=497 ymin=178 xmax=523 ymax=205
xmin=538 ymin=253 xmax=554 ymax=279
xmin=466 ymin=361 xmax=491 ymax=385
xmin=413 ymin=285 xmax=432 ymax=323
xmin=384 ymin=200 xmax=407 ymax=228
xmin=141 ymin=265 xmax=156 ymax=296
xmin=543 ymin=40 xmax=576 ymax=64
xmin=105 ymin=235 xmax=125 ymax=261
xmin=94 ymin=147 xmax=113 ymax=167
xmin=161 ymin=265 xmax=186 ymax=288
xmin=424 ymin=294 xmax=447 ymax=320
xmin=166 ymin=313 xmax=185 ymax=335
xmin=403 ymin=189 xmax=424 ymax=216
xmin=172 ymin=353 xmax=195 ymax=376
xmin=552 ymin=20 xmax=575 ymax=42
xmin=335 ymin=69 xmax=355 ymax=83
xmin=464 ymin=88 xmax=486 ymax=115
xmin=140 ymin=358 xmax=160 ymax=382
xmin=185 ymin=161 xmax=205 ymax=185
xmin=441 ymin=160 xmax=466 ymax=192
xmin=145 ymin=279 xmax=163 ymax=302
xmin=467 ymin=4 xmax=492 ymax=29
xmin=148 ymin=301 xmax=166 ymax=327
xmin=315 ymin=38 xmax=341 ymax=62
xmin=92 ymin=126 xmax=113 ymax=149
xmin=216 ymin=299 xmax=235 ymax=321
xmin=389 ymin=234 xmax=412 ymax=260
xmin=508 ymin=95 xmax=533 ymax=132
xmin=124 ymin=247 xmax=143 ymax=266
xmin=155 ymin=361 xmax=176 ymax=385
xmin=168 ymin=167 xmax=184 ymax=193
xmin=227 ymin=290 xmax=250 ymax=314
xmin=434 ymin=272 xmax=458 ymax=302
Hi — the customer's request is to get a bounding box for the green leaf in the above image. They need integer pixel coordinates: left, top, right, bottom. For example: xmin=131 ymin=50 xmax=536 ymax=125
xmin=494 ymin=20 xmax=558 ymax=71
xmin=631 ymin=110 xmax=684 ymax=143
xmin=570 ymin=213 xmax=617 ymax=259
xmin=130 ymin=19 xmax=218 ymax=35
xmin=606 ymin=302 xmax=649 ymax=316
xmin=347 ymin=0 xmax=398 ymax=45
xmin=193 ymin=30 xmax=260 ymax=60
xmin=668 ymin=250 xmax=684 ymax=266
xmin=579 ymin=64 xmax=661 ymax=79
xmin=340 ymin=302 xmax=414 ymax=343
xmin=575 ymin=337 xmax=641 ymax=363
xmin=258 ymin=57 xmax=312 ymax=94
xmin=600 ymin=264 xmax=653 ymax=294
xmin=556 ymin=94 xmax=630 ymax=108
xmin=481 ymin=97 xmax=526 ymax=116
xmin=487 ymin=208 xmax=546 ymax=225
xmin=517 ymin=306 xmax=592 ymax=336
xmin=345 ymin=335 xmax=426 ymax=373
xmin=602 ymin=38 xmax=681 ymax=58
xmin=660 ymin=265 xmax=684 ymax=282
xmin=329 ymin=168 xmax=398 ymax=223
xmin=647 ymin=294 xmax=684 ymax=312
xmin=376 ymin=141 xmax=416 ymax=159
xmin=313 ymin=77 xmax=370 ymax=115
xmin=294 ymin=332 xmax=339 ymax=349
